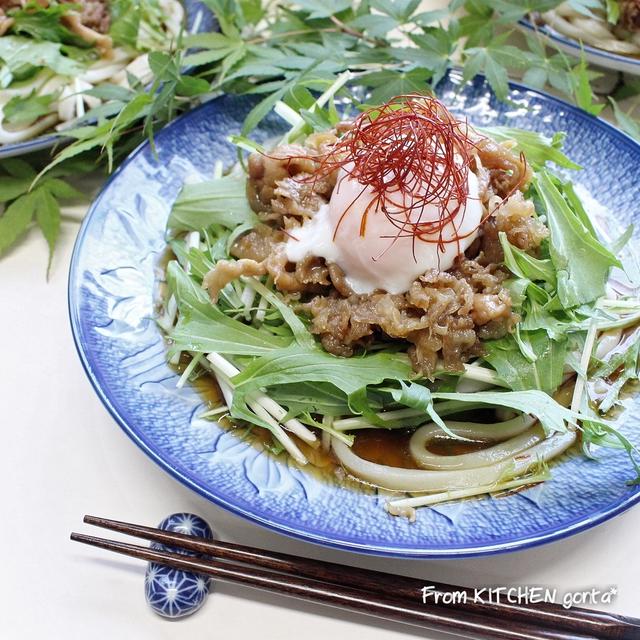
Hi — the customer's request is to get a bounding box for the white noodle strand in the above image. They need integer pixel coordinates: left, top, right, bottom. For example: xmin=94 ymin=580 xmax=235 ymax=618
xmin=409 ymin=415 xmax=540 ymax=470
xmin=331 ymin=431 xmax=576 ymax=493
xmin=540 ymin=5 xmax=640 ymax=56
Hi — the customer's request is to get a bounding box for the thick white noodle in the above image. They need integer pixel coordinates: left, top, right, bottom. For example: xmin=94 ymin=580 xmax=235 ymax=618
xmin=409 ymin=415 xmax=541 ymax=470
xmin=541 ymin=6 xmax=640 ymax=56
xmin=0 ymin=71 xmax=53 ymax=99
xmin=331 ymin=430 xmax=576 ymax=492
xmin=161 ymin=0 xmax=185 ymax=39
xmin=0 ymin=113 xmax=59 ymax=143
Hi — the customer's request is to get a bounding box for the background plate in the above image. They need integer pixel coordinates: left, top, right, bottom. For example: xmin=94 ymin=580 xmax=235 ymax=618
xmin=0 ymin=0 xmax=216 ymax=160
xmin=519 ymin=18 xmax=640 ymax=76
xmin=69 ymin=72 xmax=640 ymax=558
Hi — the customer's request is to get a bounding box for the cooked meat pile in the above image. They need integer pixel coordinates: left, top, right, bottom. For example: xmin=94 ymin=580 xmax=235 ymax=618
xmin=0 ymin=0 xmax=25 ymax=10
xmin=0 ymin=0 xmax=110 ymax=35
xmin=62 ymin=0 xmax=111 ymax=33
xmin=206 ymin=130 xmax=547 ymax=377
xmin=621 ymin=0 xmax=640 ymax=32
xmin=247 ymin=131 xmax=342 ymax=222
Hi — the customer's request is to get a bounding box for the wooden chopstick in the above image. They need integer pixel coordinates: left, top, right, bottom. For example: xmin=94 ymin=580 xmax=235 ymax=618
xmin=81 ymin=515 xmax=640 ymax=640
xmin=71 ymin=530 xmax=594 ymax=640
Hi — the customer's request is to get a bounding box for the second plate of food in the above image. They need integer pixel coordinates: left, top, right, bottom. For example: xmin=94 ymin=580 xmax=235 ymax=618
xmin=0 ymin=0 xmax=215 ymax=159
xmin=521 ymin=2 xmax=640 ymax=76
xmin=69 ymin=71 xmax=640 ymax=557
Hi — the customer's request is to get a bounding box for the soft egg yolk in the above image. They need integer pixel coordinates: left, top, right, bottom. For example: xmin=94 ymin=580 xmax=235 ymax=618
xmin=286 ymin=166 xmax=482 ymax=295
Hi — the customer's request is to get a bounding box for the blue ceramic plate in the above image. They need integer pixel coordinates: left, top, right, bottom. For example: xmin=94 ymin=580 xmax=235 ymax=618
xmin=519 ymin=18 xmax=640 ymax=76
xmin=0 ymin=0 xmax=215 ymax=160
xmin=69 ymin=72 xmax=640 ymax=557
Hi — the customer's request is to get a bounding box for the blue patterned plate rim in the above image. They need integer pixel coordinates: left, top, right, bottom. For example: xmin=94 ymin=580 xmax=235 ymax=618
xmin=518 ymin=17 xmax=640 ymax=69
xmin=68 ymin=74 xmax=640 ymax=558
xmin=0 ymin=0 xmax=216 ymax=160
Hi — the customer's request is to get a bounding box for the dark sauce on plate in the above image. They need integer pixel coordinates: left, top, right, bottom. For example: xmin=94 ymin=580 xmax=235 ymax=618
xmin=184 ymin=355 xmax=511 ymax=490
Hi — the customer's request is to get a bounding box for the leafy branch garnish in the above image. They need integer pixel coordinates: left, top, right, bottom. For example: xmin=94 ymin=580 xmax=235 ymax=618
xmin=0 ymin=157 xmax=85 ymax=277
xmin=1 ymin=0 xmax=640 ymax=271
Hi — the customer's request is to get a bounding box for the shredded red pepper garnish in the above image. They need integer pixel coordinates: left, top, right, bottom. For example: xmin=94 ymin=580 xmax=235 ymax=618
xmin=308 ymin=94 xmax=477 ymax=251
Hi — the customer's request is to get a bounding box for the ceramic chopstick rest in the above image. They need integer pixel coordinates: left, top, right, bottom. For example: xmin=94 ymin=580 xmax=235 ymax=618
xmin=144 ymin=513 xmax=215 ymax=618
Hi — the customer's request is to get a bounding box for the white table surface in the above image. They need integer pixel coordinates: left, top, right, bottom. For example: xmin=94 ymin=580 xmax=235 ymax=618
xmin=3 ymin=4 xmax=640 ymax=635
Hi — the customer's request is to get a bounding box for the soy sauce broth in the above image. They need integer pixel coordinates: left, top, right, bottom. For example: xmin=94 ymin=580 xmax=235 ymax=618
xmin=186 ymin=355 xmax=502 ymax=487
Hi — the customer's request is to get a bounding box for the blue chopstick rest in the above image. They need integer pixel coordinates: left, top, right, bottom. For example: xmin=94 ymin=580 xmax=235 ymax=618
xmin=144 ymin=513 xmax=215 ymax=618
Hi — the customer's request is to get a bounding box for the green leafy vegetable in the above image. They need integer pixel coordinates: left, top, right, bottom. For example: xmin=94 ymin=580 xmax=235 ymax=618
xmin=478 ymin=127 xmax=581 ymax=170
xmin=0 ymin=160 xmax=82 ymax=274
xmin=572 ymin=53 xmax=605 ymax=116
xmin=8 ymin=2 xmax=86 ymax=46
xmin=610 ymin=98 xmax=640 ymax=141
xmin=591 ymin=327 xmax=640 ymax=412
xmin=484 ymin=332 xmax=567 ymax=394
xmin=110 ymin=0 xmax=169 ymax=51
xmin=359 ymin=68 xmax=432 ymax=105
xmin=110 ymin=0 xmax=144 ymax=48
xmin=232 ymin=346 xmax=413 ymax=395
xmin=582 ymin=418 xmax=640 ymax=484
xmin=34 ymin=187 xmax=61 ymax=276
xmin=166 ymin=258 xmax=222 ymax=317
xmin=0 ymin=192 xmax=37 ymax=257
xmin=390 ymin=380 xmax=461 ymax=438
xmin=167 ymin=261 xmax=292 ymax=354
xmin=3 ymin=91 xmax=57 ymax=127
xmin=222 ymin=345 xmax=413 ymax=433
xmin=534 ymin=170 xmax=620 ymax=308
xmin=500 ymin=232 xmax=557 ymax=286
xmin=605 ymin=0 xmax=620 ymax=24
xmin=463 ymin=34 xmax=529 ymax=101
xmin=289 ymin=0 xmax=352 ymax=20
xmin=167 ymin=176 xmax=258 ymax=232
xmin=0 ymin=36 xmax=85 ymax=80
xmin=242 ymin=277 xmax=315 ymax=349
xmin=431 ymin=389 xmax=574 ymax=435
xmin=270 ymin=382 xmax=352 ymax=416
xmin=171 ymin=315 xmax=292 ymax=355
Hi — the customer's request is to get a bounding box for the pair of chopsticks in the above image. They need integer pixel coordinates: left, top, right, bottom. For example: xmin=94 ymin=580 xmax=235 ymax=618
xmin=72 ymin=516 xmax=639 ymax=640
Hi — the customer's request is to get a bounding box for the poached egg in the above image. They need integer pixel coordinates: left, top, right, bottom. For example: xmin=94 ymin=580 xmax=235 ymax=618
xmin=285 ymin=166 xmax=482 ymax=295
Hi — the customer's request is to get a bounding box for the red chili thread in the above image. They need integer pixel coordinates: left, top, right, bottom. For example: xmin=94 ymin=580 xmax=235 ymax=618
xmin=310 ymin=95 xmax=477 ymax=257
xmin=264 ymin=94 xmax=527 ymax=261
xmin=266 ymin=95 xmax=480 ymax=261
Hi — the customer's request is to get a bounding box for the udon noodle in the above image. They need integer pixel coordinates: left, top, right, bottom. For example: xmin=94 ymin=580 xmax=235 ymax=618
xmin=537 ymin=1 xmax=640 ymax=57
